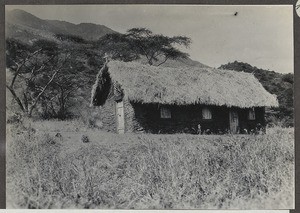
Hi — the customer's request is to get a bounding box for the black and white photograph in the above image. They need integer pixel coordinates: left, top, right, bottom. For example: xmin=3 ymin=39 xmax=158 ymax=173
xmin=5 ymin=5 xmax=294 ymax=209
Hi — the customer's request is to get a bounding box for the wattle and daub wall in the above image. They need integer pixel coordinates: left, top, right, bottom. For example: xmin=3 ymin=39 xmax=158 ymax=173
xmin=129 ymin=103 xmax=265 ymax=134
xmin=98 ymin=98 xmax=265 ymax=134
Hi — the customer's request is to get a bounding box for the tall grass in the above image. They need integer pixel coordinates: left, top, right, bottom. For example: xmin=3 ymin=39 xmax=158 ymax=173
xmin=6 ymin=121 xmax=294 ymax=209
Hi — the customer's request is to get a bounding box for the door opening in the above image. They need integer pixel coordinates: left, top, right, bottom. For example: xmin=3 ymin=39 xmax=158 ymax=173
xmin=229 ymin=109 xmax=239 ymax=134
xmin=116 ymin=101 xmax=125 ymax=134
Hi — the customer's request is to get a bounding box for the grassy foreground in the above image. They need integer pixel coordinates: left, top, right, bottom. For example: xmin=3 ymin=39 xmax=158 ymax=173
xmin=6 ymin=120 xmax=294 ymax=209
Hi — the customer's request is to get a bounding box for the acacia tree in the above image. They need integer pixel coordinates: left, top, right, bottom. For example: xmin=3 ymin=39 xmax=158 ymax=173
xmin=98 ymin=28 xmax=192 ymax=66
xmin=6 ymin=39 xmax=71 ymax=118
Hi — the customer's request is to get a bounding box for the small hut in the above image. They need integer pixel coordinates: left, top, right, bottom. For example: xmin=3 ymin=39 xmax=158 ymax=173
xmin=90 ymin=60 xmax=278 ymax=134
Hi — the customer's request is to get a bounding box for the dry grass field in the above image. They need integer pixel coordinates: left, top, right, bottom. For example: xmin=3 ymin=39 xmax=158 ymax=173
xmin=6 ymin=119 xmax=294 ymax=209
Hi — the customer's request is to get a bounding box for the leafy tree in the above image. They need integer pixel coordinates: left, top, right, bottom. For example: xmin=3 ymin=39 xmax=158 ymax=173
xmin=98 ymin=28 xmax=192 ymax=66
xmin=97 ymin=33 xmax=139 ymax=62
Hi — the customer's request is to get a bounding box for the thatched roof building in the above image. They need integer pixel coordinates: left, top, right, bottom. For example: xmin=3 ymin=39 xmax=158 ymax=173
xmin=106 ymin=61 xmax=278 ymax=108
xmin=91 ymin=60 xmax=278 ymax=134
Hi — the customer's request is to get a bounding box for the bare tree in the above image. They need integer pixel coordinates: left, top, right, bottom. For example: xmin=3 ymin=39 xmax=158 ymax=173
xmin=6 ymin=39 xmax=70 ymax=117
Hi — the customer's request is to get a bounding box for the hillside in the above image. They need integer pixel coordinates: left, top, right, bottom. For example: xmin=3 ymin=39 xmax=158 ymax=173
xmin=5 ymin=9 xmax=117 ymax=42
xmin=219 ymin=61 xmax=293 ymax=127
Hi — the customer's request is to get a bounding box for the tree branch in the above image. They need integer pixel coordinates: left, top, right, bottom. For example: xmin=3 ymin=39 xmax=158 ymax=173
xmin=28 ymin=69 xmax=59 ymax=116
xmin=156 ymin=55 xmax=170 ymax=66
xmin=10 ymin=48 xmax=43 ymax=88
xmin=27 ymin=54 xmax=70 ymax=116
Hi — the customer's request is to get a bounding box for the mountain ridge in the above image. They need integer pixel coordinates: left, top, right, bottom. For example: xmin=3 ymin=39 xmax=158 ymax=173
xmin=6 ymin=9 xmax=117 ymax=41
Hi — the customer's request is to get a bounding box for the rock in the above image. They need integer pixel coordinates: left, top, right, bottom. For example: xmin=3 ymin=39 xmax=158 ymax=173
xmin=81 ymin=135 xmax=90 ymax=143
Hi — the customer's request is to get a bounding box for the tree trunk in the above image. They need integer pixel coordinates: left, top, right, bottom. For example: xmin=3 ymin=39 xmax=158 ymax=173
xmin=58 ymin=88 xmax=66 ymax=119
xmin=23 ymin=92 xmax=29 ymax=114
xmin=6 ymin=85 xmax=25 ymax=113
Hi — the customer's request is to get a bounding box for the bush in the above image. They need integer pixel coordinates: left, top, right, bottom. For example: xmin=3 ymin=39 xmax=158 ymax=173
xmin=55 ymin=34 xmax=87 ymax=44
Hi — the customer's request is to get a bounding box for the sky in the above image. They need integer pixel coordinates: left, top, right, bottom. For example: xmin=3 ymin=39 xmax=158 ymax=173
xmin=6 ymin=5 xmax=294 ymax=74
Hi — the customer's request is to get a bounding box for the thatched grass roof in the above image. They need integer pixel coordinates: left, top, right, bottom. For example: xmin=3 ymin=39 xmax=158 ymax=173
xmin=105 ymin=60 xmax=278 ymax=108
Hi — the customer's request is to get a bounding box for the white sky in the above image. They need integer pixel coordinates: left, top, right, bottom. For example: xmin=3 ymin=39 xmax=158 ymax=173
xmin=6 ymin=5 xmax=294 ymax=74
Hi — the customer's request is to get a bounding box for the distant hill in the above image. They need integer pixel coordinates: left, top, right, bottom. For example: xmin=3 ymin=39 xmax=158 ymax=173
xmin=5 ymin=9 xmax=117 ymax=42
xmin=219 ymin=61 xmax=293 ymax=127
